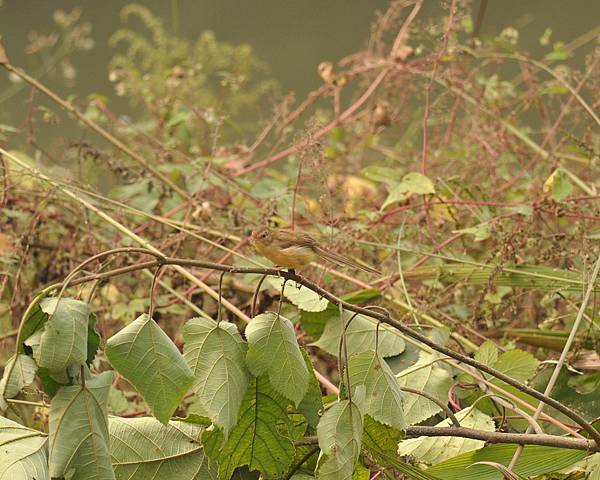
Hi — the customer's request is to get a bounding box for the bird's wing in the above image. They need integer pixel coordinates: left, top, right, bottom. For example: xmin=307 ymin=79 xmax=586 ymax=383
xmin=274 ymin=230 xmax=317 ymax=249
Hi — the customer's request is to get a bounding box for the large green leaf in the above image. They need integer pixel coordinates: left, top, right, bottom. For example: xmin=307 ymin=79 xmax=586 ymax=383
xmin=348 ymin=350 xmax=405 ymax=429
xmin=105 ymin=314 xmax=194 ymax=424
xmin=268 ymin=278 xmax=329 ymax=312
xmin=397 ymin=352 xmax=453 ymax=425
xmin=24 ymin=298 xmax=91 ymax=371
xmin=245 ymin=312 xmax=309 ymax=406
xmin=311 ymin=312 xmax=405 ymax=358
xmin=0 ymin=354 xmax=37 ymax=398
xmin=0 ymin=416 xmax=48 ymax=480
xmin=217 ymin=376 xmax=295 ymax=479
xmin=316 ymin=398 xmax=364 ymax=480
xmin=109 ymin=416 xmax=216 ymax=480
xmin=183 ymin=317 xmax=250 ymax=436
xmin=49 ymin=371 xmax=115 ymax=480
xmin=426 ymin=444 xmax=586 ymax=480
xmin=398 ymin=406 xmax=494 ymax=465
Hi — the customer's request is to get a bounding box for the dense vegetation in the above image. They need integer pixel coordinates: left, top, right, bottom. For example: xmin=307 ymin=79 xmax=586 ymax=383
xmin=1 ymin=2 xmax=600 ymax=479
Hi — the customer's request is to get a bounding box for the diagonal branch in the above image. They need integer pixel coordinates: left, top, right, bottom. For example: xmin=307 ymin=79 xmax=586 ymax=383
xmin=31 ymin=250 xmax=600 ymax=447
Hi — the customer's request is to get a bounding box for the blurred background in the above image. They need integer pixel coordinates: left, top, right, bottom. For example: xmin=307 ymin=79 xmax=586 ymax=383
xmin=2 ymin=0 xmax=599 ymax=133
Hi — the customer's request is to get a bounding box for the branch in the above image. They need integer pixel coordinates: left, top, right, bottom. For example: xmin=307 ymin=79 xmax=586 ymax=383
xmin=405 ymin=426 xmax=597 ymax=452
xmin=37 ymin=251 xmax=600 ymax=446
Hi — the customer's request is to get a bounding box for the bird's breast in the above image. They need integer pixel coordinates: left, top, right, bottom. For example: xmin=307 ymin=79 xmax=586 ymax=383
xmin=257 ymin=243 xmax=315 ymax=269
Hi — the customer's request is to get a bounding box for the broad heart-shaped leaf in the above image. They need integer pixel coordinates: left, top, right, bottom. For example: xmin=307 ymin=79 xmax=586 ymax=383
xmin=311 ymin=312 xmax=404 ymax=358
xmin=268 ymin=277 xmax=328 ymax=312
xmin=183 ymin=317 xmax=250 ymax=437
xmin=25 ymin=297 xmax=91 ymax=370
xmin=348 ymin=350 xmax=405 ymax=429
xmin=0 ymin=416 xmax=48 ymax=480
xmin=245 ymin=312 xmax=309 ymax=406
xmin=397 ymin=352 xmax=453 ymax=425
xmin=0 ymin=354 xmax=37 ymax=398
xmin=426 ymin=444 xmax=586 ymax=480
xmin=49 ymin=371 xmax=115 ymax=480
xmin=109 ymin=416 xmax=216 ymax=480
xmin=217 ymin=375 xmax=295 ymax=479
xmin=398 ymin=406 xmax=495 ymax=465
xmin=316 ymin=398 xmax=364 ymax=480
xmin=105 ymin=314 xmax=194 ymax=424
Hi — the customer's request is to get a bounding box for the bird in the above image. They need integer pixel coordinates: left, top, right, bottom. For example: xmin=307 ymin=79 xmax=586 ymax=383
xmin=250 ymin=226 xmax=380 ymax=274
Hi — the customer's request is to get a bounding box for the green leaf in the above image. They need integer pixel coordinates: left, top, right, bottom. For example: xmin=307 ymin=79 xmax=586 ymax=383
xmin=352 ymin=464 xmax=370 ymax=480
xmin=381 ymin=185 xmax=409 ymax=209
xmin=426 ymin=444 xmax=586 ymax=480
xmin=316 ymin=398 xmax=363 ymax=480
xmin=183 ymin=317 xmax=250 ymax=436
xmin=585 ymin=453 xmax=600 ymax=480
xmin=453 ymin=223 xmax=491 ymax=242
xmin=246 ymin=312 xmax=309 ymax=406
xmin=0 ymin=416 xmax=48 ymax=480
xmin=362 ymin=415 xmax=404 ymax=458
xmin=529 ymin=364 xmax=600 ymax=423
xmin=301 ymin=305 xmax=337 ymax=340
xmin=398 ymin=407 xmax=494 ymax=465
xmin=0 ymin=354 xmax=37 ymax=398
xmin=382 ymin=172 xmax=436 ymax=209
xmin=49 ymin=371 xmax=115 ymax=480
xmin=311 ymin=312 xmax=405 ymax=358
xmin=474 ymin=341 xmax=498 ymax=367
xmin=18 ymin=300 xmax=48 ymax=354
xmin=361 ymin=165 xmax=402 ymax=185
xmin=217 ymin=376 xmax=295 ymax=479
xmin=109 ymin=416 xmax=216 ymax=479
xmin=397 ymin=352 xmax=453 ymax=425
xmin=363 ymin=417 xmax=440 ymax=480
xmin=87 ymin=313 xmax=101 ymax=365
xmin=297 ymin=349 xmax=323 ymax=427
xmin=491 ymin=349 xmax=539 ymax=383
xmin=401 ymin=172 xmax=436 ymax=194
xmin=268 ymin=278 xmax=329 ymax=312
xmin=348 ymin=350 xmax=405 ymax=429
xmin=543 ymin=169 xmax=572 ymax=201
xmin=105 ymin=314 xmax=194 ymax=424
xmin=341 ymin=289 xmax=381 ymax=304
xmin=25 ymin=298 xmax=91 ymax=371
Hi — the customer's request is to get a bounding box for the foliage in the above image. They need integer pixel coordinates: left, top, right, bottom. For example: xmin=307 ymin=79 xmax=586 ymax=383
xmin=1 ymin=1 xmax=600 ymax=479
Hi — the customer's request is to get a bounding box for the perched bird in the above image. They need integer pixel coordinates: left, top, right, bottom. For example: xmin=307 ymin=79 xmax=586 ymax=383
xmin=251 ymin=226 xmax=380 ymax=274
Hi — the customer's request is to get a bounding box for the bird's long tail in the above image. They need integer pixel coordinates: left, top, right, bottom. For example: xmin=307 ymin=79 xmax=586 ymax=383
xmin=314 ymin=246 xmax=380 ymax=275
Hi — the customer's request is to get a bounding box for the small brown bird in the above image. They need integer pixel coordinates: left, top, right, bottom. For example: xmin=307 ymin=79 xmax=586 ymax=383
xmin=251 ymin=226 xmax=380 ymax=274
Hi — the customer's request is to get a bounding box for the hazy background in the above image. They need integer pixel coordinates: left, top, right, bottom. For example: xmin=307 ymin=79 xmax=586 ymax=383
xmin=1 ymin=0 xmax=599 ymax=133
